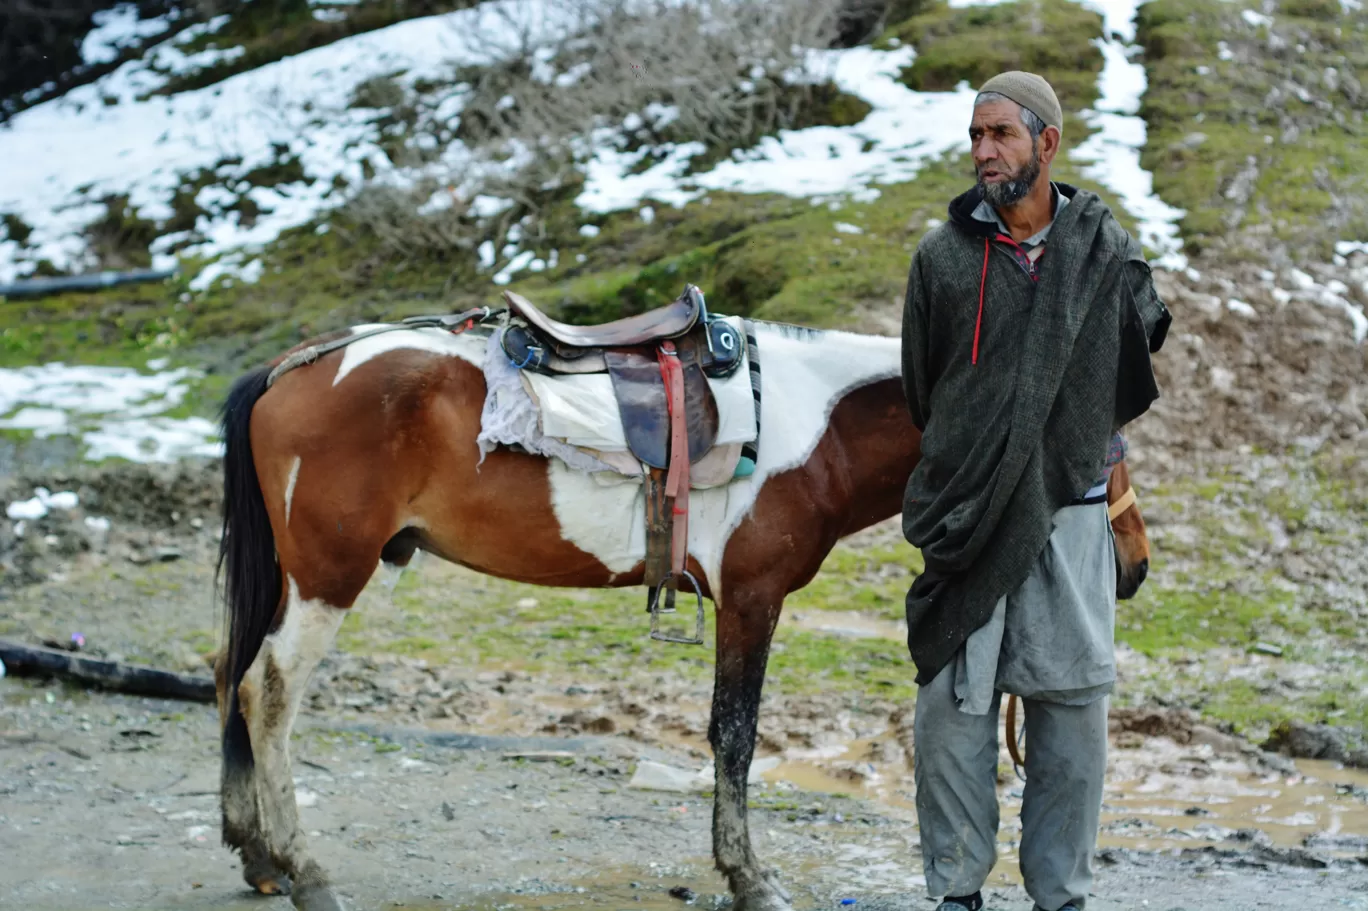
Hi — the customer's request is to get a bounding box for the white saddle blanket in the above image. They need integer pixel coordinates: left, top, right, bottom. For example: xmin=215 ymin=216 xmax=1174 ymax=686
xmin=522 ymin=316 xmax=757 ymax=452
xmin=476 ymin=319 xmax=757 ymax=483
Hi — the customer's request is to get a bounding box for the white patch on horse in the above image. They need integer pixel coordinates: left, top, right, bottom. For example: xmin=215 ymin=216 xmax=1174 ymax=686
xmin=283 ymin=456 xmax=301 ymax=526
xmin=546 ymin=324 xmax=902 ymax=590
xmin=332 ymin=326 xmax=486 ymax=387
xmin=237 ymin=576 xmax=345 ymax=859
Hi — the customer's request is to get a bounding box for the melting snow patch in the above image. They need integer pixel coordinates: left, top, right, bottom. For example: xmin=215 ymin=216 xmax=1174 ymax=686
xmin=576 ymin=46 xmax=978 ymax=213
xmin=1067 ymin=0 xmax=1187 ymax=270
xmin=6 ymin=488 xmax=80 ymax=521
xmin=0 ymin=362 xmax=223 ymax=462
xmin=82 ymin=4 xmax=176 ymax=66
xmin=1227 ymin=298 xmax=1258 ymax=318
xmin=493 ymin=250 xmax=536 ymax=285
xmin=834 ymin=222 xmax=863 ymax=234
xmin=0 ymin=0 xmax=581 ymax=283
xmin=2 ymin=0 xmax=1192 ymax=281
xmin=1242 ymin=9 xmax=1273 ymax=26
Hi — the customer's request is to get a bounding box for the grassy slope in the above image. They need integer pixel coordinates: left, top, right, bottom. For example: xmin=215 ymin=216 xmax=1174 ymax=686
xmin=4 ymin=0 xmax=1366 ymax=739
xmin=1137 ymin=0 xmax=1368 ymax=261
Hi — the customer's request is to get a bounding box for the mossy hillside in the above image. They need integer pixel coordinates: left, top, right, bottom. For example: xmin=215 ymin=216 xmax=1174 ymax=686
xmin=0 ymin=0 xmax=1144 ymax=379
xmin=1136 ymin=0 xmax=1368 ymax=261
xmin=1114 ymin=453 xmax=1368 ymax=736
xmin=0 ymin=141 xmax=1139 ymax=386
xmin=883 ymin=0 xmax=1105 ymax=111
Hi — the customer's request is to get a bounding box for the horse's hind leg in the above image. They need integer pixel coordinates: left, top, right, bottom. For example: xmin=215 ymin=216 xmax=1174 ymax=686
xmin=709 ymin=587 xmax=792 ymax=911
xmin=237 ymin=576 xmax=348 ymax=911
xmin=218 ymin=649 xmax=293 ymax=896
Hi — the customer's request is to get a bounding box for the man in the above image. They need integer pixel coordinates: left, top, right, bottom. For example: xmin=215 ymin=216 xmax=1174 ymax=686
xmin=898 ymin=72 xmax=1171 ymax=911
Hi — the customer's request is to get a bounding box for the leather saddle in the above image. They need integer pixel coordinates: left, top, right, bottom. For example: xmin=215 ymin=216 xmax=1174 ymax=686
xmin=500 ymin=287 xmax=744 ymax=467
xmin=499 ymin=285 xmax=746 ymax=643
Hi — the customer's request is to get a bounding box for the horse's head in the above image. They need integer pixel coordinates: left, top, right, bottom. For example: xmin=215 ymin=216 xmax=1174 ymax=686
xmin=1108 ymin=459 xmax=1150 ymax=600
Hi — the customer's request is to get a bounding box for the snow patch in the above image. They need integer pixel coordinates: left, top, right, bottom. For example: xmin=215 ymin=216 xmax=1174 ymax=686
xmin=1068 ymin=0 xmax=1187 ymax=270
xmin=578 ymin=47 xmax=979 ymax=212
xmin=82 ymin=4 xmax=176 ymax=66
xmin=7 ymin=488 xmax=80 ymax=521
xmin=0 ymin=362 xmax=222 ymax=462
xmin=0 ymin=0 xmax=579 ymax=284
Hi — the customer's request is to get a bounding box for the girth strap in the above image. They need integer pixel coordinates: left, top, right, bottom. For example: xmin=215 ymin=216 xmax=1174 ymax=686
xmin=659 ymin=340 xmax=690 ymax=577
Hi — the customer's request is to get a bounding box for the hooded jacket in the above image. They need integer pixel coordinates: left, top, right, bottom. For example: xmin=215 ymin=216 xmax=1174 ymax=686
xmin=900 ymin=183 xmax=1171 ymax=685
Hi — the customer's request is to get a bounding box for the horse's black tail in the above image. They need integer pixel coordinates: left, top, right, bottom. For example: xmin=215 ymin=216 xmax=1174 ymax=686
xmin=216 ymin=365 xmax=280 ymax=780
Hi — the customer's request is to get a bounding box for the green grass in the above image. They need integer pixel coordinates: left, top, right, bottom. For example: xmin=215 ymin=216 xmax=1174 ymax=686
xmin=1111 ymin=456 xmax=1368 ymax=736
xmin=332 ymin=538 xmax=922 ymax=703
xmin=0 ymin=0 xmax=1144 ymax=386
xmin=883 ymin=0 xmax=1105 ymax=110
xmin=1136 ymin=0 xmax=1368 ymax=260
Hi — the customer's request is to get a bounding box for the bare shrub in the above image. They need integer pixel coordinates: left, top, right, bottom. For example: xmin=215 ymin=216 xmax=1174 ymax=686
xmin=340 ymin=180 xmax=478 ymax=261
xmin=455 ymin=0 xmax=848 ymax=163
xmin=343 ymin=0 xmax=854 ymax=268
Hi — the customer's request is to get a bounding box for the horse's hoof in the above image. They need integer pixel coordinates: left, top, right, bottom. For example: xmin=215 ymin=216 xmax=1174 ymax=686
xmin=244 ymin=859 xmax=292 ymax=896
xmin=760 ymin=869 xmax=792 ymax=904
xmin=292 ymin=883 xmax=344 ymax=911
xmin=732 ymin=882 xmax=793 ymax=911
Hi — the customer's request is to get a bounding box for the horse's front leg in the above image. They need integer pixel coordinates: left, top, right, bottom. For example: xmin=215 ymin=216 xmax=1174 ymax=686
xmin=709 ymin=585 xmax=792 ymax=911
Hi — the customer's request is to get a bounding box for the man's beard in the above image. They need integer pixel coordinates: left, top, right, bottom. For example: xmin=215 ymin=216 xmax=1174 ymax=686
xmin=978 ymin=140 xmax=1041 ymax=208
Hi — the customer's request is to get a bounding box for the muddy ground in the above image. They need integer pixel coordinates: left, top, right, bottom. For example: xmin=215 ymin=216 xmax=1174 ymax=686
xmin=5 ymin=677 xmax=1368 ymax=911
xmin=3 ymin=461 xmax=1368 ymax=910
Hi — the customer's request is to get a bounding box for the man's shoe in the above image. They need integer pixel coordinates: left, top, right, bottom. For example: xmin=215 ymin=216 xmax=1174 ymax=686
xmin=937 ymin=894 xmax=984 ymax=911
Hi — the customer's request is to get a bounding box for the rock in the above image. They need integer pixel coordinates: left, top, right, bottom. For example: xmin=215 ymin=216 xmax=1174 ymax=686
xmin=555 ymin=710 xmax=616 ymax=734
xmin=1189 ymin=725 xmax=1246 ymax=756
xmin=669 ymin=886 xmax=697 ymax=903
xmin=1253 ymin=642 xmax=1283 ymax=656
xmin=1252 ymin=843 xmax=1332 ymax=869
xmin=1262 ymin=720 xmax=1360 ymax=763
xmin=1227 ymin=827 xmax=1272 ymax=847
xmin=501 ymin=750 xmax=577 ymax=762
xmin=1110 ymin=707 xmax=1198 ymax=744
xmin=628 ymin=760 xmax=707 ymax=793
xmin=629 ymin=755 xmax=778 ymax=793
xmin=1304 ymin=831 xmax=1368 ymax=852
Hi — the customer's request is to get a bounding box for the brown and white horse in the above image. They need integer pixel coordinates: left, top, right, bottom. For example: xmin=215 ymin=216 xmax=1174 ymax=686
xmin=213 ymin=319 xmax=1149 ymax=911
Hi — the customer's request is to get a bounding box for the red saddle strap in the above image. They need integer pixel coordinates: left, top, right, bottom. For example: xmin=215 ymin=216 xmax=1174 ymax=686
xmin=658 ymin=341 xmax=690 ymax=578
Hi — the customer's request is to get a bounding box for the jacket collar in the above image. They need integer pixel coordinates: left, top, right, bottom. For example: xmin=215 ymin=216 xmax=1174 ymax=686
xmin=949 ymin=181 xmax=1080 ymax=239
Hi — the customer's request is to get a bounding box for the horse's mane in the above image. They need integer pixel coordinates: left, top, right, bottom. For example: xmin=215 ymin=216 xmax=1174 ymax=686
xmin=749 ymin=319 xmax=828 ymax=341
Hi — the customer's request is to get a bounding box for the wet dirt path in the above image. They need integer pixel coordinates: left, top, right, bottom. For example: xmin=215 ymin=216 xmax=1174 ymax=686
xmin=4 ymin=676 xmax=1368 ymax=911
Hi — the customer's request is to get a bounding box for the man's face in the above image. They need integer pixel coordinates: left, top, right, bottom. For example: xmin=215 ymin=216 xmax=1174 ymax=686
xmin=970 ymin=99 xmax=1042 ymax=209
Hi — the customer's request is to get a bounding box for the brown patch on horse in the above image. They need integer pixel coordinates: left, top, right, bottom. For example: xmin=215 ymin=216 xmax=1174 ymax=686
xmin=253 ymin=348 xmax=640 ymax=609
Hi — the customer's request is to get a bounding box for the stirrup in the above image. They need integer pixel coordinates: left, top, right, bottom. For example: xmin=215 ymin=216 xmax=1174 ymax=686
xmin=647 ymin=570 xmax=705 ymax=645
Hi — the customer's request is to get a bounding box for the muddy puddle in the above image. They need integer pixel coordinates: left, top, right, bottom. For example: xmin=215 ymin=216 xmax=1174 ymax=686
xmin=779 ymin=611 xmax=1368 ymax=865
xmin=767 ymin=733 xmax=1368 ymax=878
xmin=398 ymin=608 xmax=1368 ymax=882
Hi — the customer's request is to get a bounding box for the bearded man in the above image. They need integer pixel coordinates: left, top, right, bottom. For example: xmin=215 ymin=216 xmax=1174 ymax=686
xmin=898 ymin=72 xmax=1172 ymax=911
